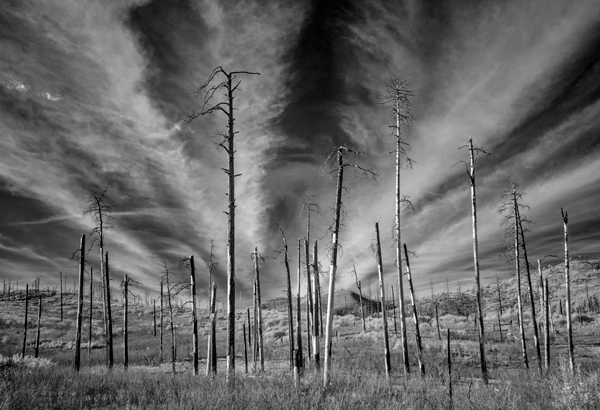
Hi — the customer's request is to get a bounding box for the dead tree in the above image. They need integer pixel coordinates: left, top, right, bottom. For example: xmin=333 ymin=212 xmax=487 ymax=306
xmin=312 ymin=240 xmax=321 ymax=371
xmin=22 ymin=284 xmax=29 ymax=358
xmin=323 ymin=146 xmax=376 ymax=386
xmin=305 ymin=238 xmax=313 ymax=363
xmin=207 ymin=240 xmax=217 ymax=310
xmin=562 ymin=208 xmax=574 ymax=372
xmin=207 ymin=283 xmax=217 ymax=376
xmin=120 ymin=274 xmax=139 ymax=370
xmin=60 ymin=271 xmax=63 ymax=322
xmin=88 ymin=267 xmax=93 ymax=358
xmin=83 ymin=188 xmax=114 ymax=369
xmin=455 ymin=137 xmax=494 ymax=385
xmin=404 ymin=244 xmax=424 ymax=377
xmin=188 ymin=256 xmax=199 ymax=375
xmin=382 ymin=75 xmax=414 ymax=377
xmin=189 ymin=67 xmax=259 ymax=379
xmin=351 ymin=264 xmax=366 ymax=332
xmin=252 ymin=247 xmax=265 ymax=372
xmin=374 ymin=222 xmax=391 ymax=378
xmin=160 ymin=280 xmax=164 ymax=363
xmin=496 ymin=275 xmax=503 ymax=317
xmin=514 ymin=186 xmax=541 ymax=372
xmin=74 ymin=235 xmax=85 ymax=371
xmin=544 ymin=278 xmax=550 ymax=371
xmin=163 ymin=263 xmax=177 ymax=373
xmin=274 ymin=224 xmax=294 ymax=371
xmin=295 ymin=239 xmax=303 ymax=375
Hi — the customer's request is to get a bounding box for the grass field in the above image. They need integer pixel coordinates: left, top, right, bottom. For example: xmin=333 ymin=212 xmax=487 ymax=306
xmin=2 ymin=260 xmax=600 ymax=409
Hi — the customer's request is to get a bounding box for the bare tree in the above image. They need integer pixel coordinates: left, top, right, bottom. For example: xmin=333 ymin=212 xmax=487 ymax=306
xmin=404 ymin=244 xmax=424 ymax=376
xmin=455 ymin=137 xmax=494 ymax=385
xmin=274 ymin=224 xmax=294 ymax=371
xmin=322 ymin=146 xmax=376 ymax=386
xmin=374 ymin=222 xmax=391 ymax=378
xmin=120 ymin=274 xmax=139 ymax=369
xmin=382 ymin=75 xmax=414 ymax=376
xmin=74 ymin=235 xmax=85 ymax=371
xmin=189 ymin=67 xmax=259 ymax=380
xmin=351 ymin=264 xmax=366 ymax=332
xmin=312 ymin=240 xmax=321 ymax=371
xmin=562 ymin=208 xmax=574 ymax=372
xmin=252 ymin=247 xmax=265 ymax=373
xmin=83 ymin=187 xmax=114 ymax=369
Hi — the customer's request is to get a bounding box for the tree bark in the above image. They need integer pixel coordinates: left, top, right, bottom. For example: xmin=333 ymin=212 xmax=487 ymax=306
xmin=305 ymin=238 xmax=313 ymax=364
xmin=160 ymin=280 xmax=163 ymax=364
xmin=88 ymin=267 xmax=93 ymax=358
xmin=105 ymin=251 xmax=113 ymax=369
xmin=207 ymin=283 xmax=217 ymax=376
xmin=544 ymin=278 xmax=550 ymax=371
xmin=123 ymin=274 xmax=128 ymax=369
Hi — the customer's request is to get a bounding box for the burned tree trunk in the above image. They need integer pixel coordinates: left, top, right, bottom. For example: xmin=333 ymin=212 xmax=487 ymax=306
xmin=513 ymin=191 xmax=528 ymax=369
xmin=312 ymin=240 xmax=320 ymax=371
xmin=35 ymin=296 xmax=42 ymax=358
xmin=207 ymin=283 xmax=217 ymax=376
xmin=253 ymin=247 xmax=265 ymax=372
xmin=352 ymin=264 xmax=366 ymax=332
xmin=88 ymin=267 xmax=93 ymax=358
xmin=305 ymin=238 xmax=313 ymax=364
xmin=22 ymin=284 xmax=29 ymax=358
xmin=295 ymin=238 xmax=303 ymax=375
xmin=123 ymin=274 xmax=129 ymax=369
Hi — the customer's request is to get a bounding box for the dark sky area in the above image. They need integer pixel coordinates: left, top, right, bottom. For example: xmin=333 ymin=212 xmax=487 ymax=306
xmin=1 ymin=0 xmax=600 ymax=304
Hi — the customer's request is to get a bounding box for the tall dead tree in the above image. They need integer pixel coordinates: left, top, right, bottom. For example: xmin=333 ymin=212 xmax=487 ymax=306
xmin=375 ymin=222 xmax=391 ymax=378
xmin=456 ymin=137 xmax=493 ymax=385
xmin=159 ymin=280 xmax=164 ymax=363
xmin=74 ymin=235 xmax=85 ymax=371
xmin=382 ymin=76 xmax=414 ymax=376
xmin=351 ymin=264 xmax=366 ymax=332
xmin=207 ymin=240 xmax=217 ymax=310
xmin=275 ymin=224 xmax=294 ymax=371
xmin=188 ymin=256 xmax=199 ymax=375
xmin=83 ymin=188 xmax=114 ymax=369
xmin=305 ymin=238 xmax=313 ymax=363
xmin=562 ymin=208 xmax=574 ymax=372
xmin=189 ymin=67 xmax=259 ymax=379
xmin=323 ymin=146 xmax=376 ymax=386
xmin=59 ymin=271 xmax=63 ymax=322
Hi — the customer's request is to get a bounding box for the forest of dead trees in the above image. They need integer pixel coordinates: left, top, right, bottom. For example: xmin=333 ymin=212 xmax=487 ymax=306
xmin=1 ymin=68 xmax=598 ymax=398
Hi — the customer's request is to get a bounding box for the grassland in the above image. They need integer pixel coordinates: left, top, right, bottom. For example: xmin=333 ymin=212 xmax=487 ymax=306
xmin=1 ymin=260 xmax=600 ymax=409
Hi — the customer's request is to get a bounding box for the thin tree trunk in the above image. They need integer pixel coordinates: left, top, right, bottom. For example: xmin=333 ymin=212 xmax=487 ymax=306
xmin=243 ymin=322 xmax=248 ymax=374
xmin=435 ymin=302 xmax=442 ymax=341
xmin=190 ymin=256 xmax=199 ymax=375
xmin=280 ymin=231 xmax=294 ymax=371
xmin=165 ymin=267 xmax=176 ymax=373
xmin=468 ymin=138 xmax=488 ymax=384
xmin=160 ymin=280 xmax=163 ymax=364
xmin=35 ymin=296 xmax=42 ymax=358
xmin=375 ymin=222 xmax=391 ymax=378
xmin=88 ymin=267 xmax=93 ymax=358
xmin=354 ymin=264 xmax=366 ymax=332
xmin=497 ymin=311 xmax=503 ymax=342
xmin=404 ymin=243 xmax=424 ymax=376
xmin=514 ymin=191 xmax=528 ymax=369
xmin=516 ymin=201 xmax=541 ymax=372
xmin=207 ymin=283 xmax=217 ymax=376
xmin=123 ymin=274 xmax=128 ymax=369
xmin=105 ymin=251 xmax=113 ymax=369
xmin=396 ymin=100 xmax=409 ymax=377
xmin=562 ymin=209 xmax=574 ymax=372
xmin=305 ymin=238 xmax=313 ymax=364
xmin=496 ymin=275 xmax=503 ymax=316
xmin=391 ymin=286 xmax=397 ymax=335
xmin=544 ymin=278 xmax=550 ymax=371
xmin=295 ymin=239 xmax=303 ymax=375
xmin=60 ymin=272 xmax=63 ymax=322
xmin=447 ymin=329 xmax=453 ymax=405
xmin=22 ymin=284 xmax=28 ymax=358
xmin=74 ymin=235 xmax=85 ymax=371
xmin=253 ymin=279 xmax=258 ymax=373
xmin=153 ymin=298 xmax=157 ymax=337
xmin=324 ymin=148 xmax=344 ymax=386
xmin=312 ymin=240 xmax=320 ymax=371
xmin=254 ymin=247 xmax=265 ymax=372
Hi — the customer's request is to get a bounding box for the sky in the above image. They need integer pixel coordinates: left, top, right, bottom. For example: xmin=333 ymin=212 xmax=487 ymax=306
xmin=1 ymin=0 xmax=600 ymax=305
